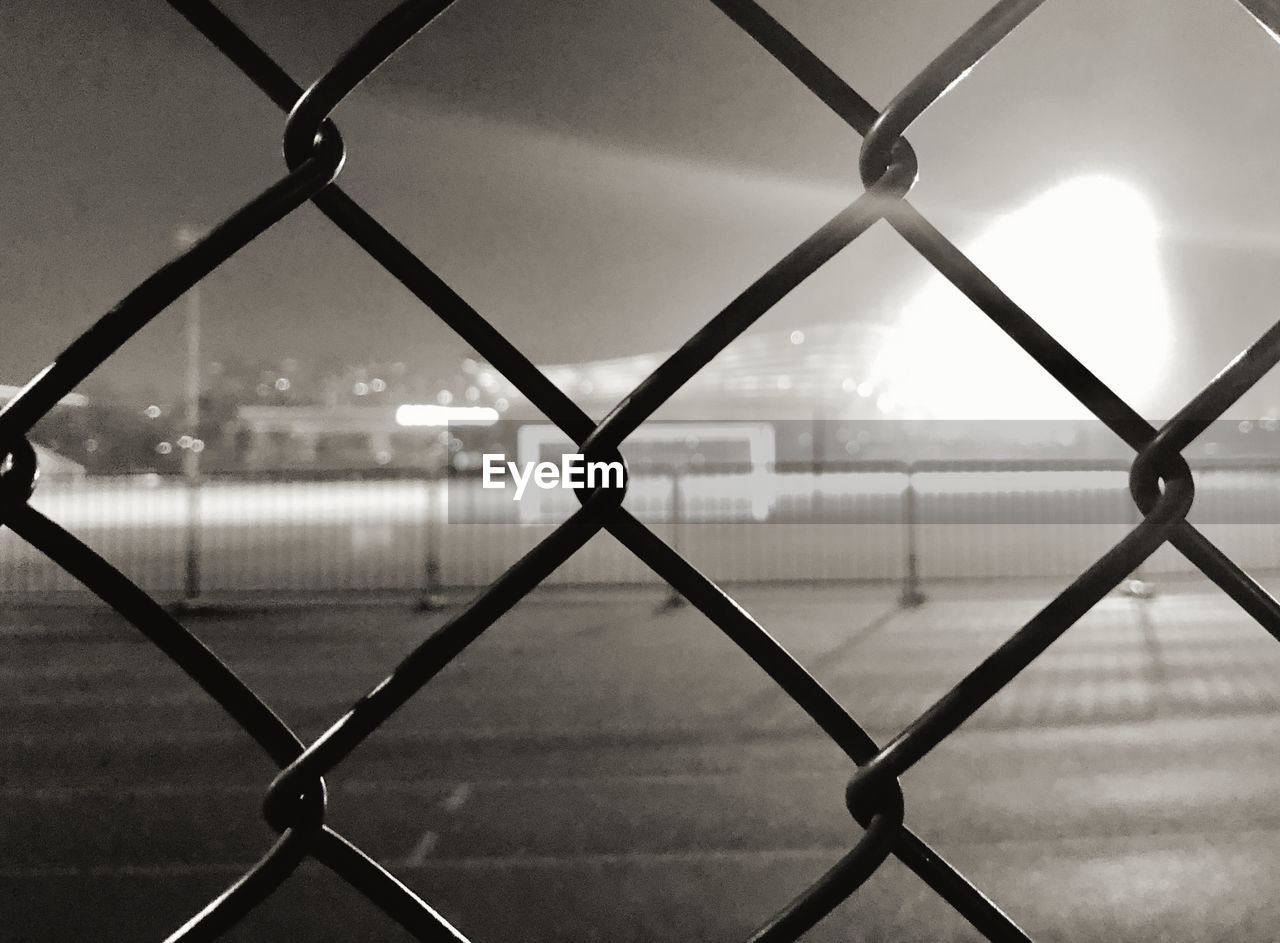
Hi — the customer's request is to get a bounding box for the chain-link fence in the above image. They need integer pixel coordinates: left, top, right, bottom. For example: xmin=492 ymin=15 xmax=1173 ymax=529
xmin=6 ymin=0 xmax=1280 ymax=939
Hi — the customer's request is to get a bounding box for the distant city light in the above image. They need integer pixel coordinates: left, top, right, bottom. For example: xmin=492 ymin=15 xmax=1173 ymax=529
xmin=190 ymin=439 xmax=205 ymax=453
xmin=353 ymin=382 xmax=369 ymax=396
xmin=436 ymin=390 xmax=453 ymax=405
xmin=156 ymin=441 xmax=173 ymax=455
xmin=857 ymin=381 xmax=874 ymax=398
xmin=275 ymin=377 xmax=290 ymax=392
xmin=465 ymin=385 xmax=480 ymax=402
xmin=495 ymin=397 xmax=509 ymax=412
xmin=876 ymin=393 xmax=896 ymax=414
xmin=144 ymin=404 xmax=161 ymax=419
xmin=395 ymin=404 xmax=499 ymax=427
xmin=370 ymin=378 xmax=386 ymax=393
xmin=178 ymin=435 xmax=193 ymax=449
xmin=790 ymin=330 xmax=805 ymax=345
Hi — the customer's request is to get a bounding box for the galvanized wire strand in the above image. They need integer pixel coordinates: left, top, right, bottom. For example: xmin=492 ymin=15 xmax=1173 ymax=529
xmin=704 ymin=0 xmax=883 ymax=134
xmin=746 ymin=791 xmax=904 ymax=943
xmin=859 ymin=0 xmax=1048 ymax=185
xmin=1235 ymin=0 xmax=1280 ymax=41
xmin=311 ymin=828 xmax=472 ymax=943
xmin=160 ymin=830 xmax=313 ymax=943
xmin=281 ymin=0 xmax=461 ymax=169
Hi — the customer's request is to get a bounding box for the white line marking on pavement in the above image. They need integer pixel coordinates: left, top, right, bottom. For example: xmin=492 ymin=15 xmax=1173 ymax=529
xmin=442 ymin=782 xmax=471 ymax=812
xmin=398 ymin=782 xmax=471 ymax=867
xmin=401 ymin=830 xmax=439 ymax=868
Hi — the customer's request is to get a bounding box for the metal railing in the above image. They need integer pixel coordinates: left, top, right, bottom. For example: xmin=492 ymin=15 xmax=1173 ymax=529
xmin=7 ymin=460 xmax=1280 ymax=607
xmin=5 ymin=0 xmax=1280 ymax=939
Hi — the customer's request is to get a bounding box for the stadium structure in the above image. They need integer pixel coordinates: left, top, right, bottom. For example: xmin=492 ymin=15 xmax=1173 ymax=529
xmin=233 ymin=323 xmax=904 ymax=470
xmin=478 ymin=321 xmax=1132 ymax=467
xmin=488 ymin=322 xmax=897 ymax=423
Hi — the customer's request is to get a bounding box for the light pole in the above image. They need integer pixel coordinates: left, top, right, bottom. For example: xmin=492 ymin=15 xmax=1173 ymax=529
xmin=175 ymin=225 xmax=203 ymax=603
xmin=175 ymin=225 xmax=203 ymax=476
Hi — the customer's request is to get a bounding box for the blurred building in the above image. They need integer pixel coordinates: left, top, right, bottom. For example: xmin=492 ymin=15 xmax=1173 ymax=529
xmin=479 ymin=324 xmax=1126 ymax=463
xmin=234 ymin=403 xmax=439 ymax=470
xmin=223 ymin=322 xmax=1280 ymax=471
xmin=489 ymin=323 xmax=895 ymax=423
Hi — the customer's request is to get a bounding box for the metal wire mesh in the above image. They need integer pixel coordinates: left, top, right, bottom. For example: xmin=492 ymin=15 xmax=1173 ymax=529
xmin=5 ymin=0 xmax=1280 ymax=939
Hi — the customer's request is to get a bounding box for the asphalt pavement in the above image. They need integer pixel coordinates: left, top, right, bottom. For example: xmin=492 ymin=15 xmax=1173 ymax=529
xmin=5 ymin=580 xmax=1280 ymax=941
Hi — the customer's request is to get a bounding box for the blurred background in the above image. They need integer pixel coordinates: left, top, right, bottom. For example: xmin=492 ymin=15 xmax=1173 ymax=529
xmin=4 ymin=0 xmax=1280 ymax=600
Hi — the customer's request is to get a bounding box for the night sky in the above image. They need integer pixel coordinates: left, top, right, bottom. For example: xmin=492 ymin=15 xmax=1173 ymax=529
xmin=5 ymin=0 xmax=1280 ymax=417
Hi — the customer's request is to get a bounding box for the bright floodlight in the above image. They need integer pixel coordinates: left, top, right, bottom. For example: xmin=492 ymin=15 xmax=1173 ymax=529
xmin=395 ymin=404 xmax=499 ymax=426
xmin=870 ymin=175 xmax=1171 ymax=419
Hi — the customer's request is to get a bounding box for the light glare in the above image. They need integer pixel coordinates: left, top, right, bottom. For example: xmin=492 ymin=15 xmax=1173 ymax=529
xmin=396 ymin=404 xmax=499 ymax=426
xmin=871 ymin=175 xmax=1170 ymax=419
